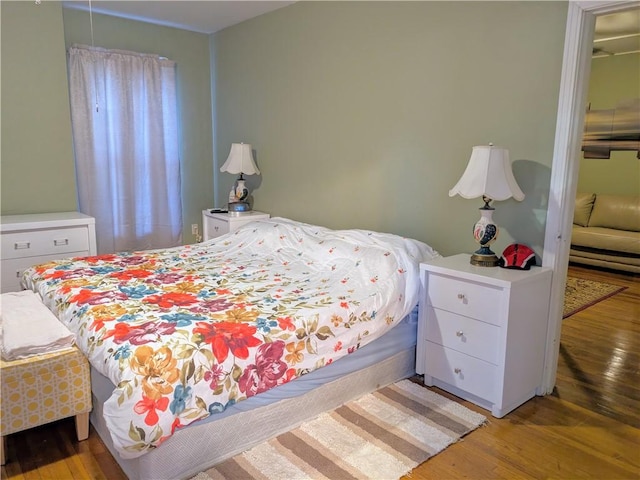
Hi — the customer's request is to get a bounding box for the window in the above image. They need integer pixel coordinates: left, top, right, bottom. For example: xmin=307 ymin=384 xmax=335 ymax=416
xmin=68 ymin=45 xmax=182 ymax=254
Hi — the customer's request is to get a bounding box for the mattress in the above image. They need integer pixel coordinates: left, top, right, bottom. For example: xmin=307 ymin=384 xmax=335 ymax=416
xmin=90 ymin=309 xmax=418 ymax=480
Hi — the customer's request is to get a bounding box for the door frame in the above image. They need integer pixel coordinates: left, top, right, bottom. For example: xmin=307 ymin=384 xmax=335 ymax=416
xmin=541 ymin=0 xmax=639 ymax=393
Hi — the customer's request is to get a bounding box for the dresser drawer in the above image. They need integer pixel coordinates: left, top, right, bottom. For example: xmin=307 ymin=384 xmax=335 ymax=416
xmin=425 ymin=342 xmax=496 ymax=401
xmin=427 ymin=274 xmax=504 ymax=325
xmin=1 ymin=227 xmax=89 ymax=260
xmin=425 ymin=306 xmax=500 ymax=364
xmin=1 ymin=252 xmax=88 ymax=292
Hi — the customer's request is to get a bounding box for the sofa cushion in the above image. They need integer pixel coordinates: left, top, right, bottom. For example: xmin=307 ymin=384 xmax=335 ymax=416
xmin=571 ymin=225 xmax=640 ymax=255
xmin=573 ymin=193 xmax=596 ymax=227
xmin=588 ymin=194 xmax=640 ymax=232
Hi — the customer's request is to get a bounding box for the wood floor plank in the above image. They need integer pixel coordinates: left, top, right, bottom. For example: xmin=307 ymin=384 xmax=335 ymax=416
xmin=72 ymin=425 xmax=119 ymax=480
xmin=51 ymin=420 xmax=94 ymax=480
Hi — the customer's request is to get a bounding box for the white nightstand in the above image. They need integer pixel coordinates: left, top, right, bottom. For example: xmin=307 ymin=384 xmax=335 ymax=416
xmin=416 ymin=253 xmax=552 ymax=418
xmin=202 ymin=210 xmax=270 ymax=241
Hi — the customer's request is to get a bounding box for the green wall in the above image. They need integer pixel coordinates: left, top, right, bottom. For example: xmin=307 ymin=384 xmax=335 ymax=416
xmin=1 ymin=2 xmax=214 ymax=243
xmin=211 ymin=1 xmax=568 ymax=257
xmin=2 ymin=1 xmax=570 ymax=257
xmin=578 ymin=52 xmax=640 ymax=196
xmin=1 ymin=1 xmax=77 ymax=214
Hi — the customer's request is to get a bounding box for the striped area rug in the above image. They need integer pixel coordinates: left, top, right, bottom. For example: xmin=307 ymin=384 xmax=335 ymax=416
xmin=193 ymin=379 xmax=486 ymax=480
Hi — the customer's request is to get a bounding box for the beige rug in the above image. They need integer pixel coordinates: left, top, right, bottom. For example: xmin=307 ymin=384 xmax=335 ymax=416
xmin=563 ymin=276 xmax=627 ymax=319
xmin=193 ymin=379 xmax=486 ymax=480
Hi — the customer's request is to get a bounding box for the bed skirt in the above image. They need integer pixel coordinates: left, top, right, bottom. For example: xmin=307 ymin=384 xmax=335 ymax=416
xmin=90 ymin=316 xmax=417 ymax=480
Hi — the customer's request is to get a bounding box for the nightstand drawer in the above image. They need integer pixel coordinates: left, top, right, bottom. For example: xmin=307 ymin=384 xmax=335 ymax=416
xmin=425 ymin=306 xmax=500 ymax=364
xmin=425 ymin=342 xmax=496 ymax=401
xmin=1 ymin=227 xmax=90 ymax=260
xmin=427 ymin=274 xmax=503 ymax=325
xmin=202 ymin=210 xmax=270 ymax=241
xmin=206 ymin=217 xmax=230 ymax=239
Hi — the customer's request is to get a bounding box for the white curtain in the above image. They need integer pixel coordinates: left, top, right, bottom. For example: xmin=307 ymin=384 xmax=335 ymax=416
xmin=68 ymin=45 xmax=182 ymax=254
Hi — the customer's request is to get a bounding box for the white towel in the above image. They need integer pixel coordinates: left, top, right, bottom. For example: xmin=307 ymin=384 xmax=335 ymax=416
xmin=0 ymin=290 xmax=75 ymax=361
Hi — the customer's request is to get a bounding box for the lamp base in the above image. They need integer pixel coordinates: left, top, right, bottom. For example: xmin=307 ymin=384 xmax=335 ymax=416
xmin=470 ymin=245 xmax=500 ymax=267
xmin=470 ymin=252 xmax=500 ymax=267
xmin=228 ymin=201 xmax=251 ymax=213
xmin=470 ymin=202 xmax=499 ymax=267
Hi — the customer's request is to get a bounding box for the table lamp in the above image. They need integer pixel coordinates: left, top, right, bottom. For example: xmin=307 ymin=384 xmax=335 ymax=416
xmin=220 ymin=143 xmax=261 ymax=213
xmin=449 ymin=144 xmax=525 ymax=266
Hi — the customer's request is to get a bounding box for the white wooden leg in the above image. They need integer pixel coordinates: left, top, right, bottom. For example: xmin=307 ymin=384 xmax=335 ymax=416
xmin=75 ymin=412 xmax=89 ymax=441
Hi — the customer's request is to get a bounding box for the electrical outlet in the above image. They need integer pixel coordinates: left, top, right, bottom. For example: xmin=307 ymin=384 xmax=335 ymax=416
xmin=191 ymin=224 xmax=199 ymax=235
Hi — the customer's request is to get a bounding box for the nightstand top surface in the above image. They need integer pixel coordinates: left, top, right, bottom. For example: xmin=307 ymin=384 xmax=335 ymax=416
xmin=422 ymin=253 xmax=552 ymax=286
xmin=203 ymin=210 xmax=268 ymax=219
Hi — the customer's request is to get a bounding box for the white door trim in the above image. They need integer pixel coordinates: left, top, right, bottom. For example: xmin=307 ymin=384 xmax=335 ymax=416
xmin=541 ymin=0 xmax=639 ymax=393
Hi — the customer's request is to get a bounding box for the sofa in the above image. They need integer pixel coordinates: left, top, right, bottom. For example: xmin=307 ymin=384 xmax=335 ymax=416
xmin=570 ymin=193 xmax=640 ymax=273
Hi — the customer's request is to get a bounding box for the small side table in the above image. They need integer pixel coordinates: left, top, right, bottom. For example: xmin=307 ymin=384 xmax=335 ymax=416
xmin=416 ymin=253 xmax=552 ymax=417
xmin=202 ymin=210 xmax=270 ymax=241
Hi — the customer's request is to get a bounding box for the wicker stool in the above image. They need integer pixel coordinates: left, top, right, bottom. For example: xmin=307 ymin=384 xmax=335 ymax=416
xmin=0 ymin=346 xmax=92 ymax=464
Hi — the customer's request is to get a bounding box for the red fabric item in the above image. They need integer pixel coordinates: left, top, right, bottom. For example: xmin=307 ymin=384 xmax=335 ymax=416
xmin=499 ymin=244 xmax=536 ymax=270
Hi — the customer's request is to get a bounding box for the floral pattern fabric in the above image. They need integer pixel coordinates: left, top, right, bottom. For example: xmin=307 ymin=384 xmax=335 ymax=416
xmin=22 ymin=218 xmax=438 ymax=458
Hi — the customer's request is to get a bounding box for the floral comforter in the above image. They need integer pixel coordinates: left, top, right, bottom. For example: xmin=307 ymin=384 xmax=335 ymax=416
xmin=22 ymin=217 xmax=438 ymax=458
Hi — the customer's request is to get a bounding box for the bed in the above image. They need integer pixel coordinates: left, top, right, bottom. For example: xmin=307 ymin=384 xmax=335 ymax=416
xmin=22 ymin=217 xmax=439 ymax=479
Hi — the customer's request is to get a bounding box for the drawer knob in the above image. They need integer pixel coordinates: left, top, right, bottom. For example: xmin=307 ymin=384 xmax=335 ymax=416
xmin=454 ymin=368 xmax=462 ymax=374
xmin=457 ymin=293 xmax=466 ymax=300
xmin=214 ymin=226 xmax=219 ymax=231
xmin=456 ymin=330 xmax=464 ymax=337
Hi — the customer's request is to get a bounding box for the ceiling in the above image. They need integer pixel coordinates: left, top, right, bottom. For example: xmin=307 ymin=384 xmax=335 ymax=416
xmin=64 ymin=1 xmax=640 ymax=56
xmin=593 ymin=8 xmax=640 ymax=57
xmin=62 ymin=1 xmax=296 ymax=35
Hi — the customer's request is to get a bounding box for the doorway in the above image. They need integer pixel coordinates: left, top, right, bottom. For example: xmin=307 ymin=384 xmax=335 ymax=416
xmin=541 ymin=0 xmax=639 ymax=393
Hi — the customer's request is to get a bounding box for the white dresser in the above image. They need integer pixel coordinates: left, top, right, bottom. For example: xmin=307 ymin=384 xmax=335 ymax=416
xmin=416 ymin=254 xmax=552 ymax=418
xmin=202 ymin=210 xmax=270 ymax=241
xmin=1 ymin=212 xmax=97 ymax=293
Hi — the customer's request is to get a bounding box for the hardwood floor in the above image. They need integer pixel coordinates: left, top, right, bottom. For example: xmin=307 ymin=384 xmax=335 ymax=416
xmin=555 ymin=266 xmax=639 ymax=429
xmin=2 ymin=264 xmax=638 ymax=480
xmin=408 ymin=264 xmax=639 ymax=480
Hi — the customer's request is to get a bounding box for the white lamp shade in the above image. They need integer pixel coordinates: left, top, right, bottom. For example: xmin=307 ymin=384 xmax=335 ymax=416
xmin=220 ymin=143 xmax=260 ymax=175
xmin=448 ymin=145 xmax=524 ymax=201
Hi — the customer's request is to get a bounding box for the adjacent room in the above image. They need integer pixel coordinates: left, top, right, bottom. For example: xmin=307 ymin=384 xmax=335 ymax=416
xmin=1 ymin=1 xmax=638 ymax=479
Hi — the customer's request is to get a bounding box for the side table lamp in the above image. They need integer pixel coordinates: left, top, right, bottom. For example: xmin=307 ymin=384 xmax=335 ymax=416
xmin=449 ymin=144 xmax=525 ymax=267
xmin=220 ymin=143 xmax=261 ymax=213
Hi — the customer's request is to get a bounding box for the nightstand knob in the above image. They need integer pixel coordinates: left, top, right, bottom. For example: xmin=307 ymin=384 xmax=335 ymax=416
xmin=214 ymin=226 xmax=219 ymax=231
xmin=456 ymin=330 xmax=464 ymax=337
xmin=457 ymin=293 xmax=465 ymax=300
xmin=454 ymin=368 xmax=462 ymax=374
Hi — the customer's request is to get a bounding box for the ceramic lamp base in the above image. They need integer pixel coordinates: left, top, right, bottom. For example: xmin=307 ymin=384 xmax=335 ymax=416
xmin=471 ymin=202 xmax=499 ymax=267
